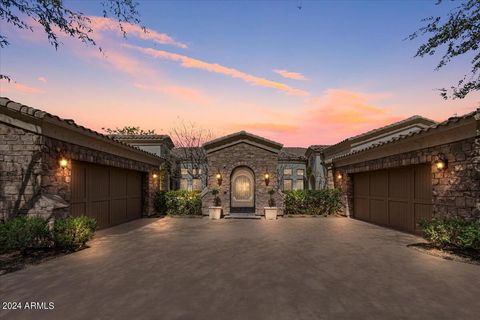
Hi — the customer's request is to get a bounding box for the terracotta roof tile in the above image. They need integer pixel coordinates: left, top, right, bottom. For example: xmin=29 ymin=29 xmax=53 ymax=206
xmin=325 ymin=115 xmax=437 ymax=151
xmin=0 ymin=96 xmax=164 ymax=160
xmin=333 ymin=109 xmax=479 ymax=160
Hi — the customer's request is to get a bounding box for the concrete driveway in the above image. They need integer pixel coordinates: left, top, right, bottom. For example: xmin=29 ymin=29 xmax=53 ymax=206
xmin=1 ymin=217 xmax=479 ymax=320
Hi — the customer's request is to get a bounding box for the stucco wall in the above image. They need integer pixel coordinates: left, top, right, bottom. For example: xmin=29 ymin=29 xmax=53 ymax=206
xmin=203 ymin=142 xmax=282 ymax=216
xmin=333 ymin=137 xmax=480 ymax=220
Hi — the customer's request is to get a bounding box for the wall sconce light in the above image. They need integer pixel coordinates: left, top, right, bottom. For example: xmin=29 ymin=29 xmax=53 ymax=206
xmin=59 ymin=157 xmax=68 ymax=169
xmin=435 ymin=159 xmax=448 ymax=171
xmin=336 ymin=172 xmax=343 ymax=180
xmin=152 ymin=173 xmax=158 ymax=179
xmin=215 ymin=172 xmax=222 ymax=186
xmin=264 ymin=173 xmax=270 ymax=186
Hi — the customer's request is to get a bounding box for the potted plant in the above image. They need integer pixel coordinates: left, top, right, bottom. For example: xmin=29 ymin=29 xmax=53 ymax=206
xmin=209 ymin=189 xmax=222 ymax=220
xmin=264 ymin=188 xmax=278 ymax=220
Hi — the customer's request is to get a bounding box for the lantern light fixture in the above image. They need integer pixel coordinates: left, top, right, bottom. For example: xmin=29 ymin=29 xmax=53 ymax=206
xmin=152 ymin=173 xmax=158 ymax=179
xmin=336 ymin=172 xmax=343 ymax=180
xmin=59 ymin=157 xmax=68 ymax=169
xmin=264 ymin=172 xmax=270 ymax=186
xmin=215 ymin=172 xmax=222 ymax=186
xmin=435 ymin=159 xmax=447 ymax=171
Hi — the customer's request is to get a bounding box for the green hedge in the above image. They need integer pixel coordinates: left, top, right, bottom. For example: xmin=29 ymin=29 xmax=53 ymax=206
xmin=419 ymin=217 xmax=480 ymax=250
xmin=53 ymin=216 xmax=97 ymax=252
xmin=0 ymin=216 xmax=50 ymax=254
xmin=0 ymin=216 xmax=96 ymax=254
xmin=284 ymin=189 xmax=343 ymax=216
xmin=165 ymin=190 xmax=202 ymax=215
xmin=154 ymin=191 xmax=168 ymax=214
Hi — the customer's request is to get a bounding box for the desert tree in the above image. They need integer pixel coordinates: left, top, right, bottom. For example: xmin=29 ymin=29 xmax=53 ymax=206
xmin=102 ymin=126 xmax=156 ymax=135
xmin=0 ymin=0 xmax=144 ymax=81
xmin=408 ymin=0 xmax=480 ymax=99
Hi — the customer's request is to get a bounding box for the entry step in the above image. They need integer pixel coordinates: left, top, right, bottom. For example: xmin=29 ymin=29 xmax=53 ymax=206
xmin=225 ymin=213 xmax=261 ymax=219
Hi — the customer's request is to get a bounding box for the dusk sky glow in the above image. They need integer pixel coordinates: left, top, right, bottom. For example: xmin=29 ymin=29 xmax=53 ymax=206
xmin=1 ymin=0 xmax=479 ymax=146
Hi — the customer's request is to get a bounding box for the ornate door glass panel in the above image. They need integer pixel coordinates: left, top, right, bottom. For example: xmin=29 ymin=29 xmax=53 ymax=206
xmin=231 ymin=168 xmax=254 ymax=208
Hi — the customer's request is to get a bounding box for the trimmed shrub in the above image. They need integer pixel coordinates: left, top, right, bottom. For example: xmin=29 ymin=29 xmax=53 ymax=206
xmin=0 ymin=216 xmax=51 ymax=254
xmin=165 ymin=190 xmax=202 ymax=215
xmin=419 ymin=217 xmax=480 ymax=250
xmin=284 ymin=189 xmax=343 ymax=216
xmin=53 ymin=216 xmax=97 ymax=252
xmin=154 ymin=190 xmax=168 ymax=214
xmin=211 ymin=189 xmax=221 ymax=206
xmin=268 ymin=188 xmax=276 ymax=207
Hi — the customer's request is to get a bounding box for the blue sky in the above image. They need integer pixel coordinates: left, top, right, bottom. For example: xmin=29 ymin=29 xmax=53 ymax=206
xmin=1 ymin=0 xmax=478 ymax=146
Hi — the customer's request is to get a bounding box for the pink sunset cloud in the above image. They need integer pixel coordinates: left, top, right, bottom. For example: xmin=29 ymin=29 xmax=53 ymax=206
xmin=1 ymin=81 xmax=44 ymax=94
xmin=88 ymin=17 xmax=188 ymax=49
xmin=231 ymin=122 xmax=300 ymax=134
xmin=273 ymin=69 xmax=307 ymax=81
xmin=37 ymin=76 xmax=47 ymax=83
xmin=124 ymin=44 xmax=309 ymax=97
xmin=228 ymin=89 xmax=404 ymax=146
xmin=133 ymin=83 xmax=211 ymax=105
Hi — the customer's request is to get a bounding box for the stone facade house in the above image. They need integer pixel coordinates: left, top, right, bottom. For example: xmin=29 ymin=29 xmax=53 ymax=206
xmin=331 ymin=110 xmax=480 ymax=233
xmin=2 ymin=96 xmax=479 ymax=234
xmin=200 ymin=131 xmax=284 ymax=217
xmin=0 ymin=98 xmax=165 ymax=229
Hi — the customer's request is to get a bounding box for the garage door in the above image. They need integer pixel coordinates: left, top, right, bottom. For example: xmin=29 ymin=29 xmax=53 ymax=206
xmin=70 ymin=161 xmax=143 ymax=229
xmin=353 ymin=164 xmax=432 ymax=233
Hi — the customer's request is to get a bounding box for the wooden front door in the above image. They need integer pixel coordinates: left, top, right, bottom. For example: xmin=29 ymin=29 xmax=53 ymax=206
xmin=231 ymin=167 xmax=255 ymax=212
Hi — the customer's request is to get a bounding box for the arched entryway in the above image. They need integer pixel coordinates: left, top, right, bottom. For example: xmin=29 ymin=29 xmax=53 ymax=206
xmin=230 ymin=167 xmax=255 ymax=213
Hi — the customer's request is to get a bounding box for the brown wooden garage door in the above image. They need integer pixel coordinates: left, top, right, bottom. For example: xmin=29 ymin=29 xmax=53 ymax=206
xmin=353 ymin=164 xmax=432 ymax=233
xmin=70 ymin=161 xmax=143 ymax=229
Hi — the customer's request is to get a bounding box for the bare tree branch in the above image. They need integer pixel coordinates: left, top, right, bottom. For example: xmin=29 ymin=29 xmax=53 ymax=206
xmin=0 ymin=0 xmax=144 ymax=81
xmin=170 ymin=121 xmax=213 ymax=181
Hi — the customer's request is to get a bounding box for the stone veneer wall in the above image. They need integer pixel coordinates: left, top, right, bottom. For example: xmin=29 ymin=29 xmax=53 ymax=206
xmin=0 ymin=122 xmax=159 ymax=221
xmin=203 ymin=142 xmax=282 ymax=216
xmin=332 ymin=137 xmax=480 ymax=219
xmin=0 ymin=123 xmax=43 ymax=221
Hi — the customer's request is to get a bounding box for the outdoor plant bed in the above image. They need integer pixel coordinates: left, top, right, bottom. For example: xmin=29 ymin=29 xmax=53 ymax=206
xmin=164 ymin=190 xmax=203 ymax=216
xmin=284 ymin=189 xmax=343 ymax=216
xmin=407 ymin=243 xmax=480 ymax=266
xmin=0 ymin=215 xmax=96 ymax=275
xmin=410 ymin=217 xmax=480 ymax=265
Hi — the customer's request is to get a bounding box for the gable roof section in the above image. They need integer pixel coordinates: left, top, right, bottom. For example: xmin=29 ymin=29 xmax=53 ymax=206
xmin=323 ymin=115 xmax=437 ymax=160
xmin=0 ymin=97 xmax=164 ymax=165
xmin=203 ymin=130 xmax=283 ymax=153
xmin=348 ymin=115 xmax=436 ymax=144
xmin=333 ymin=108 xmax=480 ymax=166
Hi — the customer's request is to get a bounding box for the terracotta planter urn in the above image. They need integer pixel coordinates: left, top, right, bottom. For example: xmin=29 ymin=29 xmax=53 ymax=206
xmin=264 ymin=207 xmax=278 ymax=220
xmin=209 ymin=207 xmax=222 ymax=220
